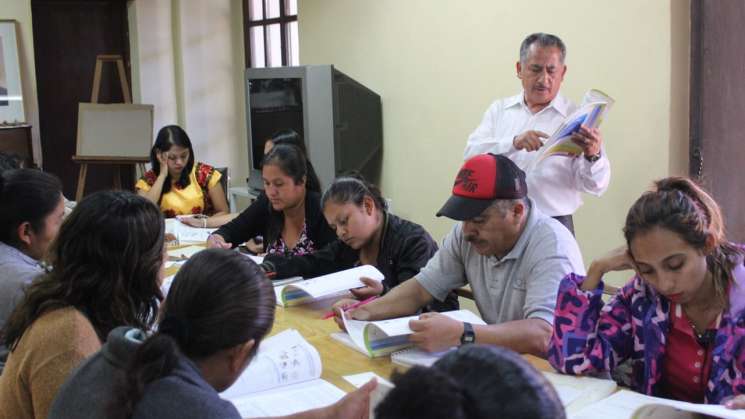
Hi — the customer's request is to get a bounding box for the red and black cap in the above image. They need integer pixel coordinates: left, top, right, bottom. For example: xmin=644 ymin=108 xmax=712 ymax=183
xmin=436 ymin=153 xmax=527 ymax=221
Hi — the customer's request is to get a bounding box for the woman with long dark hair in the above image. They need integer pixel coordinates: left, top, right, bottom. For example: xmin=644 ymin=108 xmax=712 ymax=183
xmin=0 ymin=191 xmax=165 ymax=419
xmin=136 ymin=125 xmax=229 ymax=225
xmin=49 ymin=249 xmax=375 ymax=419
xmin=549 ymin=177 xmax=745 ymax=405
xmin=263 ymin=175 xmax=458 ymax=311
xmin=208 ymin=143 xmax=334 ymax=258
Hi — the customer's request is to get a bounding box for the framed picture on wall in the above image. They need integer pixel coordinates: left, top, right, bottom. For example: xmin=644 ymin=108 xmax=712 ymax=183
xmin=0 ymin=20 xmax=25 ymax=124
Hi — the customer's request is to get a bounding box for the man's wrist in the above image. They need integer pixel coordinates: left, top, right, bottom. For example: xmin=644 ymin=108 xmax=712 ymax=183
xmin=584 ymin=150 xmax=601 ymax=162
xmin=460 ymin=321 xmax=475 ymax=345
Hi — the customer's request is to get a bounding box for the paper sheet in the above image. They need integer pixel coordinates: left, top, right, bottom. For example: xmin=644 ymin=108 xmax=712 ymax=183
xmin=570 ymin=389 xmax=745 ymax=419
xmin=542 ymin=371 xmax=617 ymax=414
xmin=167 ymin=245 xmax=204 ymax=259
xmin=343 ymin=372 xmax=392 ymax=388
xmin=232 ymin=379 xmax=345 ymax=418
xmin=160 ymin=274 xmax=175 ymax=296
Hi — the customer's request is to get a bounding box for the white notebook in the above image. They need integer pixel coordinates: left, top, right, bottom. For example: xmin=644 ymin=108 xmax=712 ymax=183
xmin=340 ymin=309 xmax=486 ymax=358
xmin=541 ymin=371 xmax=617 ymax=414
xmin=220 ymin=329 xmax=346 ymax=418
xmin=274 ymin=265 xmax=384 ymax=307
xmin=166 ymin=218 xmax=216 ymax=243
xmin=569 ymin=389 xmax=745 ymax=419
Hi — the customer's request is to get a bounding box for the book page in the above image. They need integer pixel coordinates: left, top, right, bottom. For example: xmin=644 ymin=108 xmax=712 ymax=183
xmin=330 ymin=331 xmax=369 ymax=356
xmin=167 ymin=245 xmax=204 ymax=260
xmin=530 ymin=88 xmax=614 ymax=167
xmin=160 ymin=274 xmax=175 ymax=296
xmin=342 ymin=311 xmax=373 ymax=356
xmin=241 ymin=253 xmax=264 ymax=265
xmin=285 ymin=265 xmax=384 ymax=299
xmin=391 ymin=347 xmax=452 ymax=368
xmin=220 ymin=329 xmax=322 ymax=400
xmin=371 ymin=309 xmax=486 ymax=336
xmin=341 ymin=310 xmax=485 ymax=357
xmin=542 ymin=371 xmax=617 ymax=414
xmin=343 ymin=372 xmax=395 ymax=419
xmin=173 ymin=220 xmax=216 ymax=243
xmin=231 ymin=379 xmax=346 ymax=418
xmin=570 ymin=389 xmax=745 ymax=419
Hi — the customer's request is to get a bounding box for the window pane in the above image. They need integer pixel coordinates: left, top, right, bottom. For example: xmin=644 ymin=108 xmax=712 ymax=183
xmin=287 ymin=21 xmax=299 ymax=65
xmin=248 ymin=0 xmax=263 ymax=21
xmin=267 ymin=23 xmax=282 ymax=67
xmin=265 ymin=0 xmax=280 ymax=19
xmin=284 ymin=0 xmax=297 ymax=16
xmin=250 ymin=26 xmax=266 ymax=68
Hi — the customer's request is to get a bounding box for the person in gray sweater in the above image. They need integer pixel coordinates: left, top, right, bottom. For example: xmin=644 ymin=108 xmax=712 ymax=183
xmin=0 ymin=168 xmax=64 ymax=373
xmin=49 ymin=249 xmax=375 ymax=419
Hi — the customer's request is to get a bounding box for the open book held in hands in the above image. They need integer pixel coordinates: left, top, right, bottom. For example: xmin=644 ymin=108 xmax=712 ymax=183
xmin=340 ymin=309 xmax=485 ymax=358
xmin=274 ymin=265 xmax=384 ymax=306
xmin=531 ymin=89 xmax=614 ymax=167
xmin=220 ymin=329 xmax=346 ymax=418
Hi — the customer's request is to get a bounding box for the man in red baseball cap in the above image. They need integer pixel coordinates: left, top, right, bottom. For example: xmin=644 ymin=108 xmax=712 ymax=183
xmin=333 ymin=153 xmax=585 ymax=356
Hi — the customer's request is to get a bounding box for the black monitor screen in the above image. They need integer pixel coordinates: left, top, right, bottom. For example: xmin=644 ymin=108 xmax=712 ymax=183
xmin=248 ymin=78 xmax=304 ymax=169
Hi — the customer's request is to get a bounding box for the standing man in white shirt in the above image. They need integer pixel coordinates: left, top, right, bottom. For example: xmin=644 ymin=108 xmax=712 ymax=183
xmin=464 ymin=33 xmax=611 ymax=234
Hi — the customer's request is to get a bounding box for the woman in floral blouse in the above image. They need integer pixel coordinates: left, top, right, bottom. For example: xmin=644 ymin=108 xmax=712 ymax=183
xmin=136 ymin=125 xmax=229 ymax=227
xmin=208 ymin=143 xmax=336 ymax=259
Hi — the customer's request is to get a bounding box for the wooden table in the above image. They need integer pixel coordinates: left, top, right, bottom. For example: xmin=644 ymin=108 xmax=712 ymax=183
xmin=164 ymin=258 xmax=552 ymax=393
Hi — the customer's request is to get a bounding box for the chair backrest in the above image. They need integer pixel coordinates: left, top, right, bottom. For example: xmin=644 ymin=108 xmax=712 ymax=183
xmin=215 ymin=166 xmax=229 ymax=205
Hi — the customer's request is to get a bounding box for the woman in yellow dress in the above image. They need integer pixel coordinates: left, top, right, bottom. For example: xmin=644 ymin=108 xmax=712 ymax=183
xmin=136 ymin=125 xmax=229 ymax=226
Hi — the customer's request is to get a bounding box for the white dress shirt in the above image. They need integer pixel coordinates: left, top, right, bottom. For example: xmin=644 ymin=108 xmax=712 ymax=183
xmin=464 ymin=92 xmax=611 ymax=216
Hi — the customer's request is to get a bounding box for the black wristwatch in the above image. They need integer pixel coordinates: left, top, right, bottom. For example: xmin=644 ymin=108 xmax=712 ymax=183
xmin=460 ymin=322 xmax=475 ymax=345
xmin=584 ymin=151 xmax=601 ymax=163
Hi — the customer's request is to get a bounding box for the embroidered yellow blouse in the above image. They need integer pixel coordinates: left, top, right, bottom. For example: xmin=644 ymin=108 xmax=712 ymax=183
xmin=135 ymin=162 xmax=222 ymax=218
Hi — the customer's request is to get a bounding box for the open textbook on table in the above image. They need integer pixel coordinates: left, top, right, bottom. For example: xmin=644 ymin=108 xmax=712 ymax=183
xmin=543 ymin=371 xmax=745 ymax=419
xmin=220 ymin=329 xmax=345 ymax=418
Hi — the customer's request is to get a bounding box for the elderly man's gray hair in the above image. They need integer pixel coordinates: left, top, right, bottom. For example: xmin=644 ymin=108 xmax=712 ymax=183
xmin=519 ymin=33 xmax=566 ymax=64
xmin=489 ymin=197 xmax=530 ymax=217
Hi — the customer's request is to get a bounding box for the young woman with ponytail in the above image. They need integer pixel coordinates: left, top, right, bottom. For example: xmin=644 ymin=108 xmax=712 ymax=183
xmin=49 ymin=249 xmax=375 ymax=419
xmin=0 ymin=191 xmax=165 ymax=419
xmin=548 ymin=177 xmax=745 ymax=406
xmin=208 ymin=143 xmax=335 ymax=257
xmin=375 ymin=345 xmax=565 ymax=419
xmin=261 ymin=175 xmax=458 ymax=311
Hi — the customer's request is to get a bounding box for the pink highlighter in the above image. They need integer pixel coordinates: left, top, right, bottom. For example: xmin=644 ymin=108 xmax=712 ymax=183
xmin=321 ymin=296 xmax=377 ymax=320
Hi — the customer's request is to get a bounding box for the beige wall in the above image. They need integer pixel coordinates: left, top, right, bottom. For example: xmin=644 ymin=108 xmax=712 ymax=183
xmin=2 ymin=0 xmax=42 ymax=166
xmin=128 ymin=0 xmax=250 ymax=186
xmin=298 ymin=0 xmax=690 ymax=286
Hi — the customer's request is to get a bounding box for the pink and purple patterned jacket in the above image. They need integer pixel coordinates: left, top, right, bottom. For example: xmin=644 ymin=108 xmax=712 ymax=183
xmin=548 ymin=261 xmax=745 ymax=403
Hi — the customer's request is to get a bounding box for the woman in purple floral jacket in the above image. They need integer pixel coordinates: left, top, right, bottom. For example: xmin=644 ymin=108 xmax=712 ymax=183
xmin=548 ymin=177 xmax=745 ymax=407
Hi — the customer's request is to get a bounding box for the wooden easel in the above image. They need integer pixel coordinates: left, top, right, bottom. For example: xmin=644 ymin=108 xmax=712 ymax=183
xmin=73 ymin=55 xmax=149 ymax=201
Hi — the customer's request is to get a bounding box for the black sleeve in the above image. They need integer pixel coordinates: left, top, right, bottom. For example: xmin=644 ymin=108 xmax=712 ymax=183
xmin=213 ymin=193 xmax=269 ymax=248
xmin=391 ymin=229 xmax=459 ymax=312
xmin=263 ymin=239 xmax=356 ymax=279
xmin=391 ymin=233 xmax=438 ymax=287
xmin=303 ymin=192 xmax=337 ymax=249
